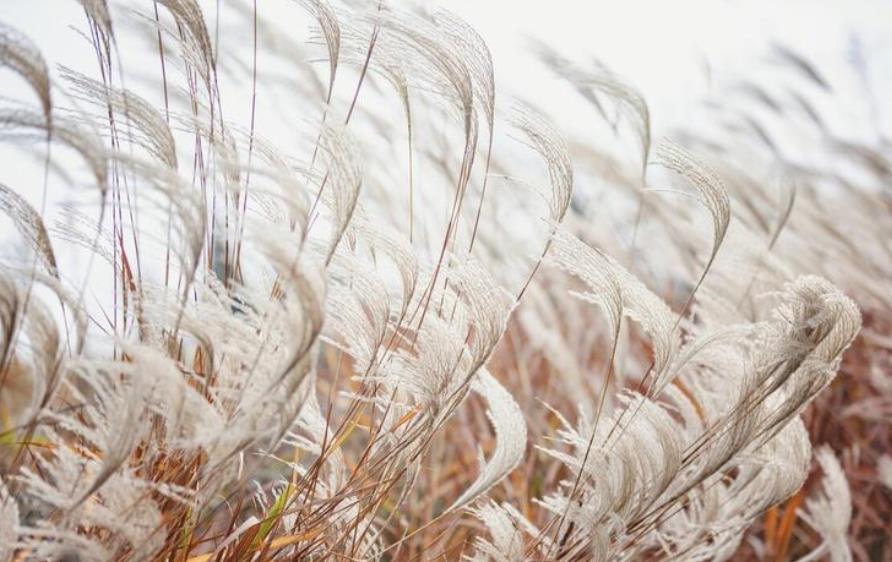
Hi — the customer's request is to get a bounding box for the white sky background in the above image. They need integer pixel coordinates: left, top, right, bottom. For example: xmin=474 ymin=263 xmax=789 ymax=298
xmin=1 ymin=0 xmax=890 ymax=331
xmin=4 ymin=0 xmax=891 ymax=138
xmin=2 ymin=0 xmax=890 ymax=204
xmin=441 ymin=0 xmax=892 ymax=140
xmin=2 ymin=0 xmax=890 ymax=222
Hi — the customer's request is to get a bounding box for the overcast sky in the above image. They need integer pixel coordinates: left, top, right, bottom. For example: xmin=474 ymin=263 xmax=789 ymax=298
xmin=4 ymin=0 xmax=891 ymax=139
xmin=1 ymin=0 xmax=889 ymax=328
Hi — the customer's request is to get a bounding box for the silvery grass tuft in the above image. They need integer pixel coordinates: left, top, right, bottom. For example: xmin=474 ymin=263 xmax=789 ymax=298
xmin=0 ymin=1 xmax=884 ymax=561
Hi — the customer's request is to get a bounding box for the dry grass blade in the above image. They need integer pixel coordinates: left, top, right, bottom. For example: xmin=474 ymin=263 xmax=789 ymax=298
xmin=61 ymin=67 xmax=177 ymax=169
xmin=535 ymin=42 xmax=650 ymax=174
xmin=298 ymin=0 xmax=341 ymax=100
xmin=447 ymin=368 xmax=526 ymax=513
xmin=0 ymin=184 xmax=57 ymax=276
xmin=0 ymin=23 xmax=51 ymax=126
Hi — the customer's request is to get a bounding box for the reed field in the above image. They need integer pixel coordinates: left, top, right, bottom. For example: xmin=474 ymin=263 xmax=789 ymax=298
xmin=0 ymin=1 xmax=889 ymax=560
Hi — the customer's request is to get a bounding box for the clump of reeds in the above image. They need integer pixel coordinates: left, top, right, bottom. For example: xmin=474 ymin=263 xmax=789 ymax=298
xmin=0 ymin=2 xmax=885 ymax=561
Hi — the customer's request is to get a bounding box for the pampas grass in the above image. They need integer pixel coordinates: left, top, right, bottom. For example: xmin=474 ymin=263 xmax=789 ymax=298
xmin=0 ymin=1 xmax=887 ymax=560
